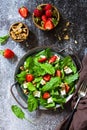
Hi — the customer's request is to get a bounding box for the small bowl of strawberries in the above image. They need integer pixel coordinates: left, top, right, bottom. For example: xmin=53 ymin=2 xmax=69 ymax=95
xmin=32 ymin=3 xmax=60 ymax=30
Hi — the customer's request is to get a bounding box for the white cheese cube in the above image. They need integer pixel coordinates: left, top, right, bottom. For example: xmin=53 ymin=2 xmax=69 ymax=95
xmin=23 ymin=83 xmax=28 ymax=89
xmin=47 ymin=97 xmax=53 ymax=103
xmin=64 ymin=66 xmax=72 ymax=74
xmin=40 ymin=79 xmax=46 ymax=85
xmin=60 ymin=89 xmax=66 ymax=96
xmin=33 ymin=91 xmax=41 ymax=98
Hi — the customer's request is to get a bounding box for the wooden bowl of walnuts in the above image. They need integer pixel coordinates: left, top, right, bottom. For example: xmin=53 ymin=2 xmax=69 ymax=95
xmin=32 ymin=4 xmax=60 ymax=30
xmin=9 ymin=22 xmax=29 ymax=42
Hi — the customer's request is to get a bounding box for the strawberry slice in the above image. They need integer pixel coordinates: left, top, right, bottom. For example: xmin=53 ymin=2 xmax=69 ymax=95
xmin=44 ymin=20 xmax=54 ymax=30
xmin=18 ymin=6 xmax=29 ymax=18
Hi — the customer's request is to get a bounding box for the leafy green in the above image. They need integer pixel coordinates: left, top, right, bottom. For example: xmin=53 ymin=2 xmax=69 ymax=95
xmin=11 ymin=105 xmax=25 ymax=119
xmin=16 ymin=71 xmax=27 ymax=84
xmin=27 ymin=82 xmax=36 ymax=91
xmin=27 ymin=94 xmax=38 ymax=112
xmin=64 ymin=73 xmax=79 ymax=84
xmin=40 ymin=63 xmax=55 ymax=75
xmin=41 ymin=77 xmax=61 ymax=92
xmin=52 ymin=18 xmax=58 ymax=27
xmin=24 ymin=57 xmax=34 ymax=70
xmin=0 ymin=34 xmax=9 ymax=45
xmin=45 ymin=102 xmax=55 ymax=108
xmin=53 ymin=97 xmax=66 ymax=104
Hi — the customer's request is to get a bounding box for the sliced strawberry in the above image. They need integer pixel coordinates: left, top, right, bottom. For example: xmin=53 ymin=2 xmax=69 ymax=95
xmin=33 ymin=8 xmax=42 ymax=17
xmin=45 ymin=10 xmax=52 ymax=17
xmin=41 ymin=15 xmax=47 ymax=22
xmin=44 ymin=4 xmax=52 ymax=10
xmin=65 ymin=83 xmax=70 ymax=93
xmin=48 ymin=55 xmax=57 ymax=63
xmin=18 ymin=6 xmax=29 ymax=18
xmin=38 ymin=57 xmax=47 ymax=62
xmin=43 ymin=74 xmax=51 ymax=82
xmin=56 ymin=70 xmax=61 ymax=77
xmin=44 ymin=20 xmax=54 ymax=30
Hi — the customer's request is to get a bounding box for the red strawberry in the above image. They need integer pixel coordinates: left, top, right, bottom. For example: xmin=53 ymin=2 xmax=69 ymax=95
xmin=41 ymin=15 xmax=47 ymax=22
xmin=45 ymin=10 xmax=52 ymax=17
xmin=0 ymin=49 xmax=15 ymax=59
xmin=44 ymin=4 xmax=52 ymax=10
xmin=18 ymin=6 xmax=29 ymax=18
xmin=44 ymin=20 xmax=54 ymax=30
xmin=33 ymin=8 xmax=42 ymax=17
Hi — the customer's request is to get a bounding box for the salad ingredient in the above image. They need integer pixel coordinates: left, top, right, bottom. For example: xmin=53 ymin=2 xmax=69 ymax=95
xmin=18 ymin=6 xmax=29 ymax=18
xmin=49 ymin=55 xmax=57 ymax=63
xmin=0 ymin=34 xmax=9 ymax=45
xmin=43 ymin=74 xmax=51 ymax=81
xmin=56 ymin=70 xmax=61 ymax=77
xmin=41 ymin=15 xmax=47 ymax=22
xmin=64 ymin=66 xmax=72 ymax=74
xmin=42 ymin=92 xmax=50 ymax=99
xmin=26 ymin=74 xmax=34 ymax=82
xmin=45 ymin=10 xmax=52 ymax=17
xmin=0 ymin=49 xmax=14 ymax=59
xmin=16 ymin=48 xmax=79 ymax=111
xmin=38 ymin=57 xmax=47 ymax=62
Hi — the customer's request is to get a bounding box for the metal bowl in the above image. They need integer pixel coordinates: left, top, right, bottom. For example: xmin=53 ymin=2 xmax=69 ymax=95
xmin=10 ymin=46 xmax=81 ymax=110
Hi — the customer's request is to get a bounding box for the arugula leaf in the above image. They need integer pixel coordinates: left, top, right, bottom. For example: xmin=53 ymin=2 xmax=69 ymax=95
xmin=11 ymin=105 xmax=25 ymax=119
xmin=24 ymin=57 xmax=34 ymax=70
xmin=41 ymin=77 xmax=61 ymax=92
xmin=27 ymin=82 xmax=36 ymax=91
xmin=0 ymin=34 xmax=9 ymax=44
xmin=53 ymin=97 xmax=66 ymax=104
xmin=45 ymin=102 xmax=55 ymax=108
xmin=27 ymin=94 xmax=38 ymax=112
xmin=40 ymin=63 xmax=55 ymax=75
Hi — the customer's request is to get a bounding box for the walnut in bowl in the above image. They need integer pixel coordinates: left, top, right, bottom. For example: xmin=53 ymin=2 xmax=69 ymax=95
xmin=9 ymin=22 xmax=29 ymax=42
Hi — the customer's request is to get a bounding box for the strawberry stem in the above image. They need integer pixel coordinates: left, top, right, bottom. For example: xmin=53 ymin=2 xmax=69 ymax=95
xmin=0 ymin=50 xmax=4 ymax=56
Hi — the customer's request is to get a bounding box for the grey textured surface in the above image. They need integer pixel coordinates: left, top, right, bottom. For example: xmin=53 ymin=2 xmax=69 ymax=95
xmin=0 ymin=0 xmax=87 ymax=130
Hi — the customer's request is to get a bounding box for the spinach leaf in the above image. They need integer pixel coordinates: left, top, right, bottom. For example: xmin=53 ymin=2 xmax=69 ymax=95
xmin=41 ymin=77 xmax=61 ymax=92
xmin=40 ymin=63 xmax=55 ymax=75
xmin=45 ymin=102 xmax=55 ymax=108
xmin=53 ymin=97 xmax=66 ymax=104
xmin=24 ymin=57 xmax=34 ymax=70
xmin=64 ymin=73 xmax=79 ymax=84
xmin=16 ymin=71 xmax=27 ymax=84
xmin=0 ymin=34 xmax=9 ymax=44
xmin=11 ymin=105 xmax=25 ymax=119
xmin=27 ymin=82 xmax=36 ymax=91
xmin=27 ymin=94 xmax=38 ymax=112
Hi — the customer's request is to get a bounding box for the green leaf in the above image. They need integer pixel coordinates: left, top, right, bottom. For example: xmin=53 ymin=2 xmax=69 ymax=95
xmin=40 ymin=63 xmax=55 ymax=75
xmin=27 ymin=94 xmax=38 ymax=112
xmin=64 ymin=73 xmax=79 ymax=84
xmin=53 ymin=97 xmax=66 ymax=104
xmin=11 ymin=105 xmax=25 ymax=119
xmin=41 ymin=77 xmax=61 ymax=92
xmin=24 ymin=57 xmax=34 ymax=70
xmin=52 ymin=18 xmax=58 ymax=27
xmin=27 ymin=82 xmax=36 ymax=91
xmin=0 ymin=34 xmax=9 ymax=44
xmin=45 ymin=102 xmax=55 ymax=108
xmin=16 ymin=71 xmax=27 ymax=84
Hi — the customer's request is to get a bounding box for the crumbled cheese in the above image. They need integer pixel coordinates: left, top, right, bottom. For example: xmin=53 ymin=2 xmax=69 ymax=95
xmin=47 ymin=97 xmax=53 ymax=103
xmin=33 ymin=91 xmax=41 ymax=98
xmin=40 ymin=79 xmax=46 ymax=85
xmin=54 ymin=54 xmax=60 ymax=61
xmin=64 ymin=66 xmax=72 ymax=74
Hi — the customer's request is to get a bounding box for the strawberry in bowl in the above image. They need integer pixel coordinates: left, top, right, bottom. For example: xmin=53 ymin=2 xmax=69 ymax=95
xmin=32 ymin=4 xmax=60 ymax=30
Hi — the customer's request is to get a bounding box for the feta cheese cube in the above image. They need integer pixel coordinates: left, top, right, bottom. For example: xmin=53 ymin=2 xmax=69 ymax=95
xmin=64 ymin=66 xmax=72 ymax=74
xmin=33 ymin=91 xmax=41 ymax=98
xmin=47 ymin=97 xmax=53 ymax=103
xmin=40 ymin=79 xmax=46 ymax=85
xmin=23 ymin=83 xmax=28 ymax=89
xmin=60 ymin=89 xmax=66 ymax=96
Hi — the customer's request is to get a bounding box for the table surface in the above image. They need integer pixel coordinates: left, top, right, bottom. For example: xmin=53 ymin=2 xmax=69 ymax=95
xmin=0 ymin=0 xmax=87 ymax=130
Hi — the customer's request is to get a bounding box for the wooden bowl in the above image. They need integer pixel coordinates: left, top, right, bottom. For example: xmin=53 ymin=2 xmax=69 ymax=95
xmin=32 ymin=4 xmax=60 ymax=31
xmin=9 ymin=22 xmax=29 ymax=42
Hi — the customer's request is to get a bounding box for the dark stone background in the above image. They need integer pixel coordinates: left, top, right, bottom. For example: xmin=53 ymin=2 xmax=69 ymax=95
xmin=0 ymin=0 xmax=87 ymax=130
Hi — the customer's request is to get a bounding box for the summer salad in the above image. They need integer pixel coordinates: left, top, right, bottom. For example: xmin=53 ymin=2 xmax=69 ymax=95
xmin=16 ymin=48 xmax=79 ymax=112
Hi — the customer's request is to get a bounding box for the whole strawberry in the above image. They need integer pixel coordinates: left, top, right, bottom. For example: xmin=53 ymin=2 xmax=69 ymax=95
xmin=0 ymin=49 xmax=15 ymax=59
xmin=18 ymin=6 xmax=29 ymax=18
xmin=44 ymin=4 xmax=52 ymax=10
xmin=33 ymin=8 xmax=42 ymax=17
xmin=45 ymin=10 xmax=52 ymax=17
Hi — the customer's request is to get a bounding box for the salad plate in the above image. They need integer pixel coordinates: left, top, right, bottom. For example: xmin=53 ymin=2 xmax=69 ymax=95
xmin=10 ymin=46 xmax=81 ymax=112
